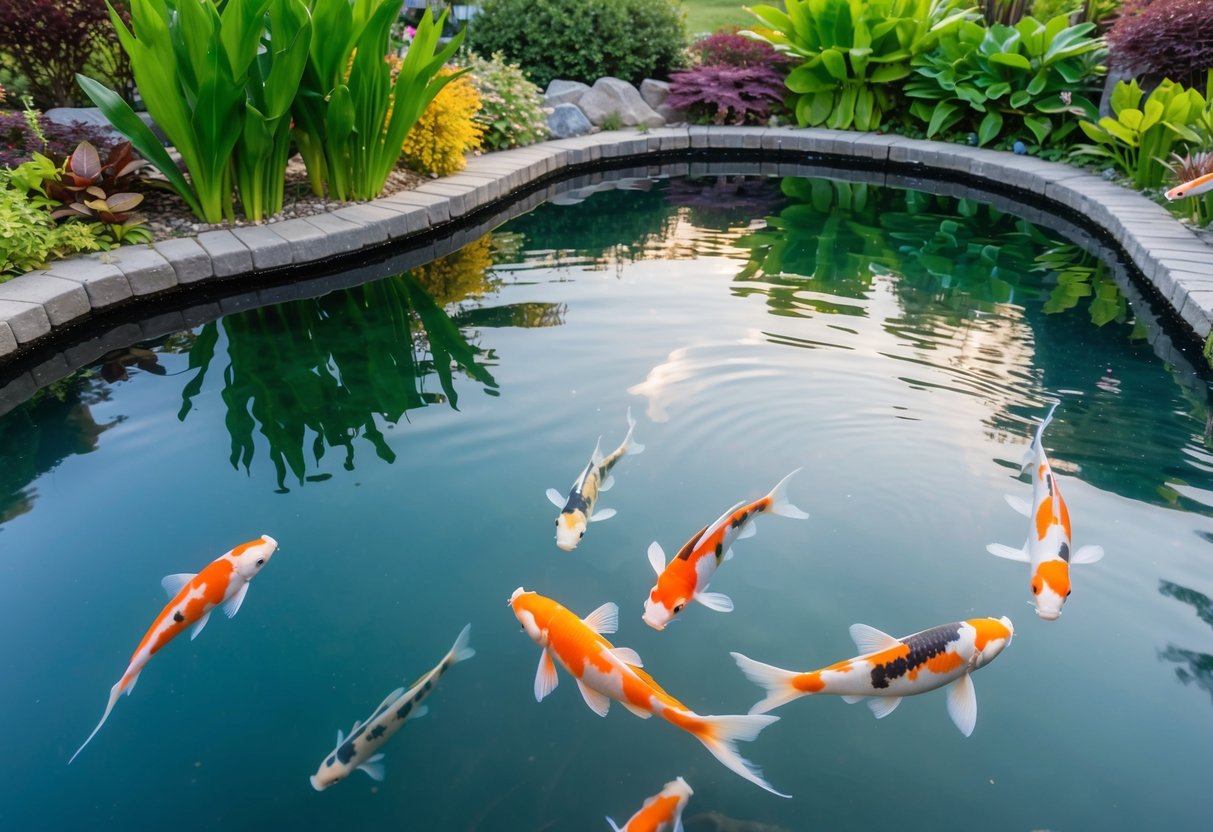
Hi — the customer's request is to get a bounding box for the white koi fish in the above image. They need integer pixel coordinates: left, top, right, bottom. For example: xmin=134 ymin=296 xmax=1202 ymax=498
xmin=987 ymin=403 xmax=1104 ymax=620
xmin=69 ymin=535 xmax=279 ymax=764
xmin=732 ymin=616 xmax=1014 ymax=736
xmin=310 ymin=624 xmax=474 ymax=790
xmin=608 ymin=776 xmax=693 ymax=832
xmin=643 ymin=470 xmax=807 ymax=630
xmin=547 ymin=408 xmax=644 ymax=550
xmin=1165 ymin=172 xmax=1213 ymax=201
xmin=510 ymin=587 xmax=787 ymax=797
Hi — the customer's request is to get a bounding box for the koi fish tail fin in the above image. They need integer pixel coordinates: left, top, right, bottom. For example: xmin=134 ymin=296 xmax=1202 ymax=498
xmin=1024 ymin=402 xmax=1059 ymax=470
xmin=730 ymin=652 xmax=808 ymax=714
xmin=449 ymin=623 xmax=476 ymax=664
xmin=765 ymin=468 xmax=808 ymax=519
xmin=622 ymin=407 xmax=645 ymax=456
xmin=688 ymin=712 xmax=789 ymax=798
xmin=68 ymin=679 xmax=125 ymax=765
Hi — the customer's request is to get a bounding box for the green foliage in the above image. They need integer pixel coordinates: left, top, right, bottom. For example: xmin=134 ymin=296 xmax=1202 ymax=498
xmin=602 ymin=111 xmax=623 ymax=131
xmin=905 ymin=15 xmax=1104 ymax=148
xmin=1035 ymin=243 xmax=1126 ymax=325
xmin=465 ymin=53 xmax=549 ymax=151
xmin=292 ymin=3 xmax=464 ymax=202
xmin=748 ymin=0 xmax=974 ymax=132
xmin=467 ymin=0 xmax=687 ymax=89
xmin=0 ymin=170 xmax=106 ymax=278
xmin=1075 ymin=78 xmax=1204 ymax=189
xmin=44 ymin=140 xmax=151 ymax=244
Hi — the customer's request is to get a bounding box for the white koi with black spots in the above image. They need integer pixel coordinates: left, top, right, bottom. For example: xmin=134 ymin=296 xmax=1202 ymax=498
xmin=547 ymin=408 xmax=645 ymax=550
xmin=309 ymin=624 xmax=474 ymax=790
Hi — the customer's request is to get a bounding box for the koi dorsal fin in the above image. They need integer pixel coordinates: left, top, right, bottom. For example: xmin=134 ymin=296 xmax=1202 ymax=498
xmin=161 ymin=573 xmax=196 ymax=599
xmin=849 ymin=623 xmax=901 ymax=654
xmin=583 ymin=602 xmax=619 ymax=635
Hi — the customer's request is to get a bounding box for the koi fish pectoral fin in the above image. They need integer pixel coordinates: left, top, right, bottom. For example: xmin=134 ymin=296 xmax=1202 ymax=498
xmin=849 ymin=623 xmax=901 ymax=654
xmin=583 ymin=602 xmax=619 ymax=635
xmin=737 ymin=522 xmax=757 ymax=540
xmin=576 ymin=679 xmax=612 ymax=717
xmin=986 ymin=543 xmax=1030 ymax=563
xmin=599 ymin=474 xmax=616 ymax=492
xmin=189 ymin=611 xmax=213 ymax=641
xmin=590 ymin=507 xmax=616 ymax=522
xmin=606 ymin=817 xmax=625 ymax=832
xmin=535 ymin=649 xmax=559 ymax=702
xmin=546 ymin=488 xmax=565 ymax=509
xmin=161 ymin=573 xmax=197 ymax=598
xmin=409 ymin=704 xmax=430 ymax=720
xmin=221 ymin=582 xmax=250 ymax=619
xmin=867 ymin=697 xmax=902 ymax=719
xmin=621 ymin=701 xmax=652 ymax=719
xmin=946 ymin=673 xmax=978 ymax=737
xmin=1003 ymin=494 xmax=1031 ymax=517
xmin=611 ymin=647 xmax=643 ymax=667
xmin=1072 ymin=545 xmax=1105 ymax=565
xmin=357 ymin=753 xmax=386 ymax=782
xmin=841 ymin=695 xmax=866 ymax=704
xmin=648 ymin=541 xmax=667 ymax=575
xmin=695 ymin=591 xmax=734 ymax=613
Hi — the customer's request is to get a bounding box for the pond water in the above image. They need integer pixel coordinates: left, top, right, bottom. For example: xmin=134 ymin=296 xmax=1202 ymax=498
xmin=1 ymin=172 xmax=1211 ymax=831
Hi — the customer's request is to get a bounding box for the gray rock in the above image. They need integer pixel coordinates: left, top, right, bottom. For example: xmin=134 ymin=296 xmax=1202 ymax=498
xmin=545 ymin=79 xmax=591 ymax=107
xmin=577 ymin=77 xmax=664 ymax=128
xmin=639 ymin=79 xmax=670 ymax=110
xmin=43 ymin=107 xmax=168 ymax=146
xmin=547 ymin=103 xmax=593 ymax=139
xmin=657 ymin=103 xmax=687 ymax=125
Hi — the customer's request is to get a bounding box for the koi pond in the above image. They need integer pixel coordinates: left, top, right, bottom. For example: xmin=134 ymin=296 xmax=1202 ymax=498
xmin=1 ymin=168 xmax=1210 ymax=831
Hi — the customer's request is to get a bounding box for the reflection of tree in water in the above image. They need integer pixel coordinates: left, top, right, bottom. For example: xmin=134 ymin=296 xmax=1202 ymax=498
xmin=1159 ymin=579 xmax=1213 ymax=706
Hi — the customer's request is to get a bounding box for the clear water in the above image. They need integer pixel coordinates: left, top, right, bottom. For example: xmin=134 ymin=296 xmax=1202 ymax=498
xmin=1 ymin=173 xmax=1211 ymax=831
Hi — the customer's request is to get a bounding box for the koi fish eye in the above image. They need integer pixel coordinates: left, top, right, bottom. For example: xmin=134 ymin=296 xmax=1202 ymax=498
xmin=1030 ymin=578 xmax=1041 ymax=595
xmin=579 ymin=530 xmax=585 ymax=539
xmin=256 ymin=558 xmax=265 ymax=566
xmin=1066 ymin=589 xmax=1072 ymax=598
xmin=673 ymin=603 xmax=685 ymax=614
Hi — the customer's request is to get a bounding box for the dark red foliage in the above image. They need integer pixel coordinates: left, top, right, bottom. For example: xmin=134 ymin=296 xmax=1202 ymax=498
xmin=691 ymin=27 xmax=794 ymax=69
xmin=0 ymin=0 xmax=132 ymax=109
xmin=1106 ymin=0 xmax=1213 ymax=87
xmin=0 ymin=110 xmax=119 ymax=168
xmin=668 ymin=65 xmax=788 ymax=125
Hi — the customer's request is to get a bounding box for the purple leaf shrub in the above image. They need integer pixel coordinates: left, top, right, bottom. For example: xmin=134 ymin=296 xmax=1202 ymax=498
xmin=668 ymin=64 xmax=788 ymax=125
xmin=690 ymin=28 xmax=794 ymax=70
xmin=0 ymin=111 xmax=118 ymax=168
xmin=1107 ymin=0 xmax=1213 ymax=87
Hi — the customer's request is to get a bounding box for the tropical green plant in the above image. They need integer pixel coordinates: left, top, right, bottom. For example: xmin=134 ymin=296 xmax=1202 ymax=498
xmin=905 ymin=15 xmax=1104 ymax=148
xmin=747 ymin=0 xmax=974 ymax=132
xmin=1074 ymin=77 xmax=1204 ymax=188
xmin=291 ymin=3 xmax=464 ymax=202
xmin=42 ymin=140 xmax=151 ymax=244
xmin=464 ymin=52 xmax=549 ymax=151
xmin=0 ymin=170 xmax=106 ymax=278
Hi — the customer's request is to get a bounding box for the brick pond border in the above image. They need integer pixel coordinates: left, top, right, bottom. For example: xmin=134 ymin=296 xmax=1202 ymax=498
xmin=1 ymin=125 xmax=1210 ymax=390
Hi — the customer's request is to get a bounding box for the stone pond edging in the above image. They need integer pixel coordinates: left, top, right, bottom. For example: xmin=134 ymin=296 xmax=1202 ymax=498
xmin=1 ymin=125 xmax=1210 ymax=370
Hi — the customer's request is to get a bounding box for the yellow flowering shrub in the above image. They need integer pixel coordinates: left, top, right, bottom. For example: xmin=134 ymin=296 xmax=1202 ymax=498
xmin=399 ymin=67 xmax=485 ymax=176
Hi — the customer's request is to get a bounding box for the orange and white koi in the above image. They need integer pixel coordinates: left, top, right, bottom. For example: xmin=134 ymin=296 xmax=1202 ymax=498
xmin=643 ymin=470 xmax=807 ymax=630
xmin=547 ymin=408 xmax=645 ymax=550
xmin=607 ymin=776 xmax=693 ymax=832
xmin=1165 ymin=172 xmax=1213 ymax=201
xmin=310 ymin=624 xmax=474 ymax=790
xmin=987 ymin=403 xmax=1104 ymax=620
xmin=68 ymin=534 xmax=279 ymax=764
xmin=509 ymin=588 xmax=787 ymax=797
xmin=732 ymin=616 xmax=1014 ymax=737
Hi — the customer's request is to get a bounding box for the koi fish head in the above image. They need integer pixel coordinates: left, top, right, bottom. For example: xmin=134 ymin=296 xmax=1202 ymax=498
xmin=970 ymin=616 xmax=1015 ymax=669
xmin=510 ymin=587 xmax=552 ymax=645
xmin=554 ymin=511 xmax=588 ymax=551
xmin=664 ymin=775 xmax=694 ymax=803
xmin=309 ymin=747 xmax=352 ymax=792
xmin=1030 ymin=559 xmax=1071 ymax=620
xmin=642 ymin=587 xmax=685 ymax=631
xmin=230 ymin=534 xmax=278 ymax=580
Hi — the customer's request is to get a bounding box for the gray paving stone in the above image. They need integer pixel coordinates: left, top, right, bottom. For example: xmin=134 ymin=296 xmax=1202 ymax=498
xmin=232 ymin=226 xmax=294 ymax=270
xmin=196 ymin=230 xmax=254 ymax=277
xmin=153 ymin=237 xmax=214 ymax=284
xmin=413 ymin=183 xmax=475 ymax=218
xmin=379 ymin=191 xmax=451 ymax=226
xmin=0 ymin=320 xmax=15 ymax=359
xmin=105 ymin=245 xmax=177 ymax=295
xmin=333 ymin=204 xmax=407 ymax=241
xmin=303 ymin=212 xmax=373 ymax=253
xmin=268 ymin=218 xmax=335 ymax=262
xmin=1179 ymin=291 xmax=1213 ymax=337
xmin=0 ymin=275 xmax=90 ymax=326
xmin=42 ymin=255 xmax=132 ymax=308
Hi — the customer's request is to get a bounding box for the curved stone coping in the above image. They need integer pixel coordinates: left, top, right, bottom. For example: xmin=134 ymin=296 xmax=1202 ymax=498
xmin=1 ymin=125 xmax=1210 ymax=370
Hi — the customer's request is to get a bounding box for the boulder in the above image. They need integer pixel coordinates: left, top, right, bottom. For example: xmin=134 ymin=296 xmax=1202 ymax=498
xmin=547 ymin=103 xmax=593 ymax=139
xmin=544 ymin=79 xmax=591 ymax=107
xmin=577 ymin=77 xmax=663 ymax=128
xmin=656 ymin=103 xmax=687 ymax=125
xmin=639 ymin=79 xmax=670 ymax=110
xmin=43 ymin=106 xmax=168 ymax=146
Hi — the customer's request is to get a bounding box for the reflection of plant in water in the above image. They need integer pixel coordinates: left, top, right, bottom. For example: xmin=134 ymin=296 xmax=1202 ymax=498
xmin=665 ymin=176 xmax=790 ymax=231
xmin=1159 ymin=579 xmax=1213 ymax=706
xmin=411 ymin=233 xmax=498 ymax=305
xmin=1035 ymin=243 xmax=1131 ymax=328
xmin=178 ymin=272 xmax=498 ymax=492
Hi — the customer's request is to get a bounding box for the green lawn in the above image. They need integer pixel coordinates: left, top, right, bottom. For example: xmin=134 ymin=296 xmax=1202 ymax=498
xmin=683 ymin=0 xmax=782 ymax=36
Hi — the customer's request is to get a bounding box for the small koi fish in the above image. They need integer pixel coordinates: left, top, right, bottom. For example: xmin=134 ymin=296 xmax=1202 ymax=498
xmin=643 ymin=470 xmax=807 ymax=630
xmin=987 ymin=404 xmax=1104 ymax=620
xmin=310 ymin=624 xmax=474 ymax=790
xmin=547 ymin=408 xmax=645 ymax=550
xmin=69 ymin=534 xmax=279 ymax=764
xmin=510 ymin=588 xmax=787 ymax=797
xmin=607 ymin=776 xmax=693 ymax=832
xmin=732 ymin=616 xmax=1014 ymax=737
xmin=1165 ymin=172 xmax=1213 ymax=201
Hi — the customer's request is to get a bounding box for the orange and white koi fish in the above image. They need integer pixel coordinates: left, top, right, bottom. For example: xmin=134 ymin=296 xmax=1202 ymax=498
xmin=509 ymin=588 xmax=787 ymax=797
xmin=310 ymin=624 xmax=474 ymax=790
xmin=732 ymin=616 xmax=1014 ymax=737
xmin=607 ymin=776 xmax=693 ymax=832
xmin=987 ymin=404 xmax=1104 ymax=620
xmin=547 ymin=408 xmax=645 ymax=550
xmin=1165 ymin=172 xmax=1213 ymax=201
xmin=68 ymin=534 xmax=279 ymax=764
xmin=643 ymin=470 xmax=807 ymax=630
